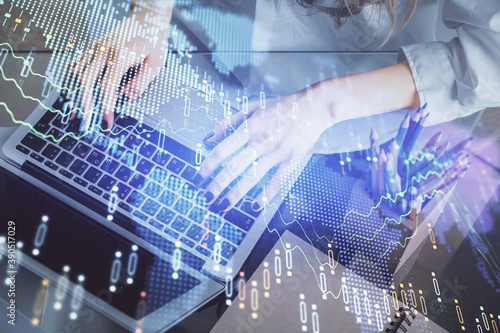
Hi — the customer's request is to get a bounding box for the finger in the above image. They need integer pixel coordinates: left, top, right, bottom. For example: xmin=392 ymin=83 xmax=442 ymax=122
xmin=119 ymin=52 xmax=164 ymax=100
xmin=195 ymin=124 xmax=251 ymax=183
xmin=219 ymin=152 xmax=278 ymax=212
xmin=80 ymin=51 xmax=109 ymax=132
xmin=203 ymin=102 xmax=259 ymax=145
xmin=203 ymin=143 xmax=268 ymax=206
xmin=99 ymin=55 xmax=130 ymax=130
xmin=65 ymin=43 xmax=99 ymax=91
xmin=252 ymin=160 xmax=296 ymax=211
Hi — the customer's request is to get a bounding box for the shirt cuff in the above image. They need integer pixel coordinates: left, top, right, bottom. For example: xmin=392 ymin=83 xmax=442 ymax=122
xmin=398 ymin=41 xmax=482 ymax=126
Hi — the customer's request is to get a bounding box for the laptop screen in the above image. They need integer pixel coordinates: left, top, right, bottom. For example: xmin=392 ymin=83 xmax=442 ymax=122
xmin=0 ymin=165 xmax=202 ymax=319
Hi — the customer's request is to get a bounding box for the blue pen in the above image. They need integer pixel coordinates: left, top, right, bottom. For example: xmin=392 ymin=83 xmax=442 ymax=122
xmin=395 ymin=112 xmax=410 ymax=150
xmin=403 ymin=111 xmax=429 ymax=157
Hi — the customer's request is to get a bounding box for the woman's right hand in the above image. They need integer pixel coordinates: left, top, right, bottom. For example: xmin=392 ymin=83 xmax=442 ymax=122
xmin=66 ymin=0 xmax=173 ymax=131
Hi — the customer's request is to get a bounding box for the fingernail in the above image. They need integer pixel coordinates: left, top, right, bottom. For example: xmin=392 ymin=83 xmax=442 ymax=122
xmin=203 ymin=191 xmax=214 ymax=204
xmin=219 ymin=198 xmax=230 ymax=212
xmin=193 ymin=174 xmax=204 ymax=186
xmin=251 ymin=200 xmax=262 ymax=212
xmin=203 ymin=132 xmax=214 ymax=142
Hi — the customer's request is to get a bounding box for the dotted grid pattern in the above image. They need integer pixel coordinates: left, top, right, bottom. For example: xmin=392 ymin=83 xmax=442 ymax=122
xmin=144 ymin=256 xmax=201 ymax=316
xmin=134 ymin=225 xmax=203 ymax=316
xmin=278 ymin=152 xmax=413 ymax=302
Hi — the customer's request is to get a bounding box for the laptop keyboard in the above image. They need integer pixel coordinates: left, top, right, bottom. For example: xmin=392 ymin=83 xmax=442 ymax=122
xmin=15 ymin=104 xmax=263 ymax=266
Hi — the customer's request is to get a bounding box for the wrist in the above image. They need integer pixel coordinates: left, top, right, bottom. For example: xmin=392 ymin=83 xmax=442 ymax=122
xmin=315 ymin=61 xmax=420 ymax=126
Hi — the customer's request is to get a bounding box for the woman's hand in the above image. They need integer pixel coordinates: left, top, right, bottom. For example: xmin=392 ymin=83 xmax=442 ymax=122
xmin=193 ymin=61 xmax=420 ymax=213
xmin=67 ymin=1 xmax=173 ymax=130
xmin=194 ymin=86 xmax=336 ymax=213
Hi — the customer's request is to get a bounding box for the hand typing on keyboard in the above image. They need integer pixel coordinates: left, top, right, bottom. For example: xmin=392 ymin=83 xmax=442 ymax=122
xmin=193 ymin=87 xmax=336 ymax=212
xmin=65 ymin=1 xmax=173 ymax=131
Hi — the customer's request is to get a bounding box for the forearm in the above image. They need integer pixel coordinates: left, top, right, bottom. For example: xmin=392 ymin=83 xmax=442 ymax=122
xmin=319 ymin=61 xmax=420 ymax=125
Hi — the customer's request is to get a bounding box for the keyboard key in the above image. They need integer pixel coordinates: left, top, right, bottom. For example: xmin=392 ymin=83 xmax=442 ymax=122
xmin=141 ymin=199 xmax=161 ymax=216
xmin=179 ymin=182 xmax=197 ymax=200
xmin=47 ymin=128 xmax=64 ymax=143
xmin=195 ymin=245 xmax=211 ymax=257
xmin=165 ymin=175 xmax=182 ymax=191
xmin=41 ymin=143 xmax=61 ymax=160
xmin=181 ymin=165 xmax=197 ymax=182
xmin=87 ymin=150 xmax=106 ymax=166
xmin=97 ymin=175 xmax=117 ymax=191
xmin=166 ymin=158 xmax=185 ymax=174
xmin=188 ymin=206 xmax=209 ymax=224
xmin=115 ymin=183 xmax=131 ymax=199
xmin=207 ymin=215 xmax=223 ymax=232
xmin=139 ymin=142 xmax=157 ymax=158
xmin=109 ymin=127 xmax=127 ymax=142
xmin=73 ymin=142 xmax=91 ymax=158
xmin=129 ymin=173 xmax=147 ymax=190
xmin=152 ymin=150 xmax=170 ymax=166
xmin=240 ymin=200 xmax=262 ymax=218
xmin=148 ymin=219 xmax=165 ymax=231
xmin=193 ymin=191 xmax=207 ymax=206
xmin=100 ymin=158 xmax=119 ymax=174
xmin=201 ymin=233 xmax=218 ymax=250
xmin=59 ymin=135 xmax=77 ymax=151
xmin=143 ymin=182 xmax=162 ymax=198
xmin=58 ymin=169 xmax=73 ymax=179
xmin=115 ymin=115 xmax=138 ymax=128
xmin=69 ymin=159 xmax=89 ymax=176
xmin=93 ymin=135 xmax=111 ymax=152
xmin=156 ymin=207 xmax=175 ymax=224
xmin=118 ymin=202 xmax=133 ymax=212
xmin=219 ymin=223 xmax=246 ymax=245
xmin=133 ymin=210 xmax=148 ymax=222
xmin=224 ymin=209 xmax=255 ymax=231
xmin=81 ymin=130 xmax=98 ymax=144
xmin=30 ymin=152 xmax=45 ymax=163
xmin=108 ymin=142 xmax=127 ymax=159
xmin=21 ymin=133 xmax=46 ymax=152
xmin=158 ymin=189 xmax=177 ymax=207
xmin=124 ymin=135 xmax=143 ymax=150
xmin=89 ymin=185 xmax=103 ymax=196
xmin=173 ymin=198 xmax=193 ymax=215
xmin=164 ymin=228 xmax=180 ymax=239
xmin=136 ymin=159 xmax=154 ymax=175
xmin=73 ymin=177 xmax=88 ymax=187
xmin=171 ymin=216 xmax=191 ymax=233
xmin=83 ymin=167 xmax=103 ymax=183
xmin=186 ymin=224 xmax=204 ymax=242
xmin=150 ymin=167 xmax=168 ymax=183
xmin=220 ymin=241 xmax=237 ymax=260
xmin=127 ymin=191 xmax=146 ymax=208
xmin=44 ymin=161 xmax=58 ymax=171
xmin=65 ymin=120 xmax=81 ymax=135
xmin=121 ymin=151 xmax=140 ymax=167
xmin=180 ymin=237 xmax=195 ymax=248
xmin=55 ymin=151 xmax=74 ymax=168
xmin=115 ymin=166 xmax=133 ymax=182
xmin=33 ymin=113 xmax=53 ymax=134
xmin=15 ymin=145 xmax=30 ymax=155
xmin=52 ymin=114 xmax=70 ymax=129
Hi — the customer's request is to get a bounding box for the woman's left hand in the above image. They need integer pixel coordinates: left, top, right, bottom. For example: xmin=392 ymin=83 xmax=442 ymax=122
xmin=193 ymin=86 xmax=336 ymax=213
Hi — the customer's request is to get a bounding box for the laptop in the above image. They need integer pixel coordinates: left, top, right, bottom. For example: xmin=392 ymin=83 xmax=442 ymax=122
xmin=0 ymin=43 xmax=311 ymax=332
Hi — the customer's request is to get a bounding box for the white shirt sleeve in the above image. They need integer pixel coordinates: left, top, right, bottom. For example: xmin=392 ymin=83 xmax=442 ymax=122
xmin=398 ymin=0 xmax=500 ymax=126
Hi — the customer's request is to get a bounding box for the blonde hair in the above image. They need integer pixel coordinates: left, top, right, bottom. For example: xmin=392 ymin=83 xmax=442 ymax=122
xmin=298 ymin=0 xmax=419 ymax=45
